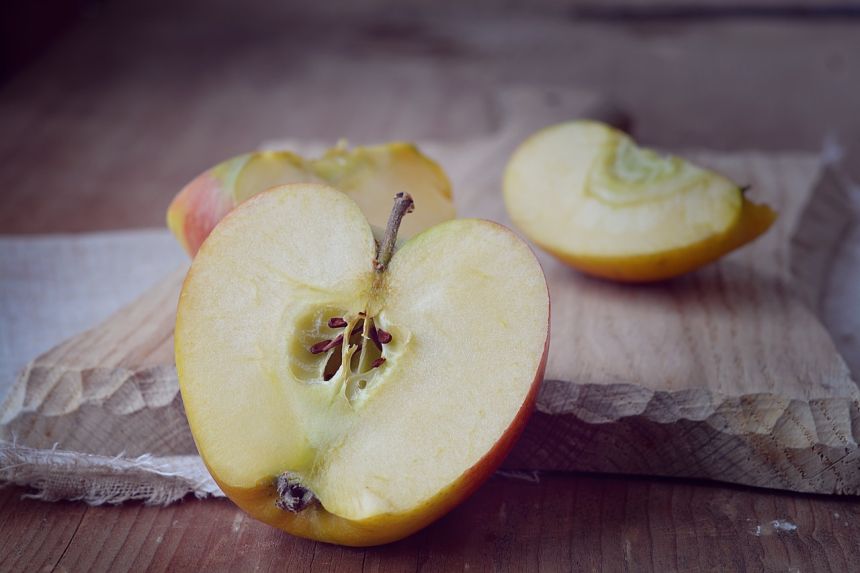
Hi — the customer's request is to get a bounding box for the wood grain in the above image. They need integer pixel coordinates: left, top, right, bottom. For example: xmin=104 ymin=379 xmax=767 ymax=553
xmin=3 ymin=472 xmax=859 ymax=572
xmin=4 ymin=7 xmax=860 ymax=242
xmin=0 ymin=485 xmax=87 ymax=572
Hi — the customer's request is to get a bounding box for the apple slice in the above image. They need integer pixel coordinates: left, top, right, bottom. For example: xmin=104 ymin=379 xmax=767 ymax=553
xmin=175 ymin=184 xmax=549 ymax=546
xmin=167 ymin=142 xmax=455 ymax=256
xmin=503 ymin=121 xmax=777 ymax=282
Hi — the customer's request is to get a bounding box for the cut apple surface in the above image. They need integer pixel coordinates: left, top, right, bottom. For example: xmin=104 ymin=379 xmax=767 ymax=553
xmin=503 ymin=121 xmax=776 ymax=282
xmin=175 ymin=184 xmax=549 ymax=546
xmin=167 ymin=141 xmax=455 ymax=256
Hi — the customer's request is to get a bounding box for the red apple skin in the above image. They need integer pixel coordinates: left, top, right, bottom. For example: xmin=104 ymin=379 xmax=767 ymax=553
xmin=167 ymin=168 xmax=234 ymax=256
xmin=198 ymin=254 xmax=551 ymax=547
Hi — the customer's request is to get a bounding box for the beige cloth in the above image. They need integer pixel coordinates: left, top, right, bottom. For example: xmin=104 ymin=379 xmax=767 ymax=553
xmin=0 ymin=230 xmax=221 ymax=502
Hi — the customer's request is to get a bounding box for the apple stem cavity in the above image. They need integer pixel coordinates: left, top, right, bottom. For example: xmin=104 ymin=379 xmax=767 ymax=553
xmin=276 ymin=473 xmax=316 ymax=513
xmin=374 ymin=192 xmax=414 ymax=273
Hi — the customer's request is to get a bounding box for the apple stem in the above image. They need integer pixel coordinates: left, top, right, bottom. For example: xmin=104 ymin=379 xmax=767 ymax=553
xmin=375 ymin=192 xmax=414 ymax=273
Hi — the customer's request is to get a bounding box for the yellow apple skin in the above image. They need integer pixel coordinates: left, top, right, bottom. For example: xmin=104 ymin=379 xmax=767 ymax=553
xmin=543 ymin=198 xmax=776 ymax=283
xmin=175 ymin=186 xmax=550 ymax=547
xmin=211 ymin=331 xmax=547 ymax=547
xmin=167 ymin=142 xmax=454 ymax=256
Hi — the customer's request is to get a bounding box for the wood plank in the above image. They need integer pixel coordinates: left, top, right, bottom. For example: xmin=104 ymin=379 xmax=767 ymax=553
xmin=0 ymin=487 xmax=87 ymax=572
xmin=0 ymin=267 xmax=192 ymax=458
xmin=4 ymin=112 xmax=858 ymax=496
xmin=2 ymin=473 xmax=852 ymax=572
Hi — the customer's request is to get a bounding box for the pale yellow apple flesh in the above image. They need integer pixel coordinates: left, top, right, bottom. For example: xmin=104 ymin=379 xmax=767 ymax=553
xmin=175 ymin=184 xmax=549 ymax=546
xmin=503 ymin=121 xmax=776 ymax=282
xmin=167 ymin=142 xmax=456 ymax=256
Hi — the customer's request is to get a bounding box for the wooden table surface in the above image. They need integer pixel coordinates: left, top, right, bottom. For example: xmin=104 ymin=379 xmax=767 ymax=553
xmin=2 ymin=2 xmax=860 ymax=571
xmin=3 ymin=472 xmax=859 ymax=572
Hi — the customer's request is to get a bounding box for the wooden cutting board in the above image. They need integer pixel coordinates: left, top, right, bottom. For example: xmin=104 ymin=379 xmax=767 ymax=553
xmin=3 ymin=89 xmax=858 ymax=495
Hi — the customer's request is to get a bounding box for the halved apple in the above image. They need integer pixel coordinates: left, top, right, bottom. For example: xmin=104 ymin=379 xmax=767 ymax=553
xmin=175 ymin=184 xmax=549 ymax=546
xmin=503 ymin=121 xmax=776 ymax=282
xmin=167 ymin=142 xmax=455 ymax=256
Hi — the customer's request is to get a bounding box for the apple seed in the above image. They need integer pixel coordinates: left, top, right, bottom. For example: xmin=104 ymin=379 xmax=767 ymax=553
xmin=309 ymin=334 xmax=344 ymax=355
xmin=376 ymin=328 xmax=392 ymax=345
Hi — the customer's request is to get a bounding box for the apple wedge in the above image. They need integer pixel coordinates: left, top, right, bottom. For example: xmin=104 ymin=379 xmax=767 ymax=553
xmin=503 ymin=121 xmax=776 ymax=282
xmin=167 ymin=142 xmax=455 ymax=256
xmin=175 ymin=184 xmax=549 ymax=546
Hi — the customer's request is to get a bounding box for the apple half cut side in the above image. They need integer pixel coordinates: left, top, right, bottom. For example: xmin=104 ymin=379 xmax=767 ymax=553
xmin=503 ymin=121 xmax=777 ymax=282
xmin=167 ymin=141 xmax=456 ymax=256
xmin=175 ymin=184 xmax=549 ymax=546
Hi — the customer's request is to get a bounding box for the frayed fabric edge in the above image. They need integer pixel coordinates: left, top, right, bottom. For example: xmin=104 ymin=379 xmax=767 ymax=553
xmin=0 ymin=441 xmax=224 ymax=506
